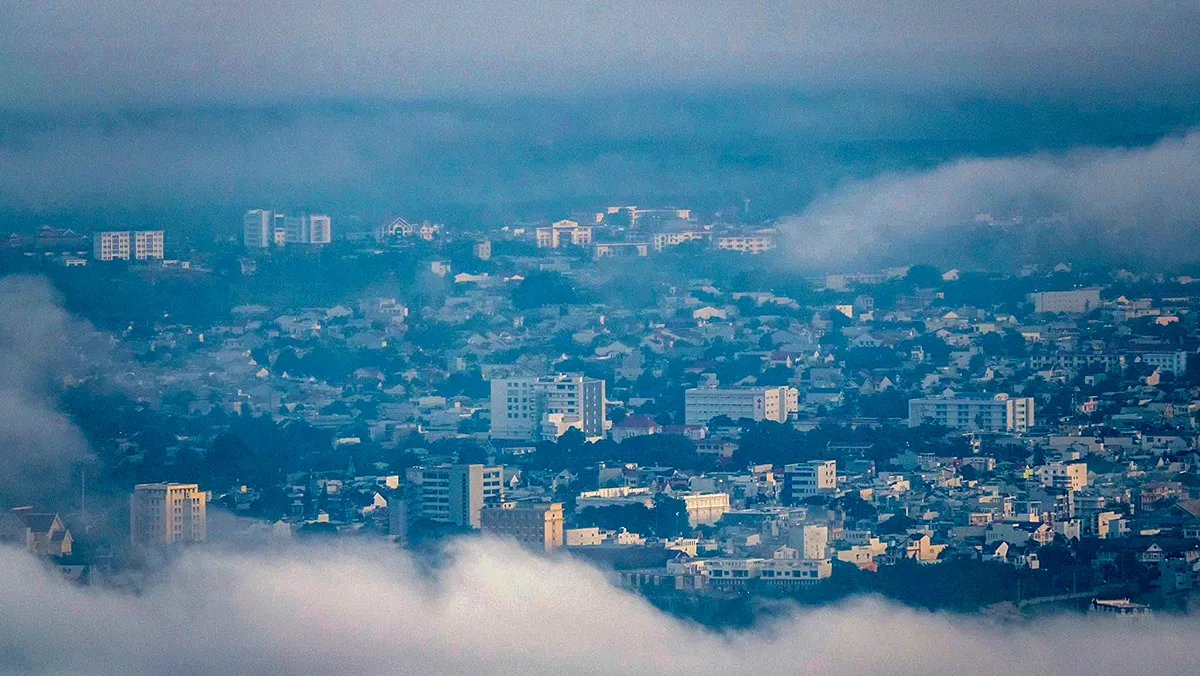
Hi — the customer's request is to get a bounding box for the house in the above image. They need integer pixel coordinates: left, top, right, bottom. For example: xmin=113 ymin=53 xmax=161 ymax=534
xmin=611 ymin=415 xmax=664 ymax=443
xmin=1 ymin=507 xmax=73 ymax=557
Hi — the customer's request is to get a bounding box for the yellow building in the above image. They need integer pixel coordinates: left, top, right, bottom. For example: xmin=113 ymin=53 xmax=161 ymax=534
xmin=130 ymin=483 xmax=207 ymax=546
xmin=481 ymin=501 xmax=564 ymax=551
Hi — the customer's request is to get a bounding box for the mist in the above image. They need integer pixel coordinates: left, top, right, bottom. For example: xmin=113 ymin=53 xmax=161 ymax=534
xmin=0 ymin=538 xmax=1196 ymax=675
xmin=779 ymin=128 xmax=1200 ymax=269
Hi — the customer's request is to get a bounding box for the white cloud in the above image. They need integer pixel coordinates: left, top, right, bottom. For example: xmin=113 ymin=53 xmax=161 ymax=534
xmin=1 ymin=539 xmax=1198 ymax=675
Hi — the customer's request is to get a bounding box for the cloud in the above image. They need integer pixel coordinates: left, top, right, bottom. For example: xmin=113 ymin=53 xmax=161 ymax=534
xmin=0 ymin=539 xmax=1198 ymax=675
xmin=0 ymin=276 xmax=98 ymax=505
xmin=1 ymin=1 xmax=1199 ymax=111
xmin=778 ymin=129 xmax=1200 ymax=268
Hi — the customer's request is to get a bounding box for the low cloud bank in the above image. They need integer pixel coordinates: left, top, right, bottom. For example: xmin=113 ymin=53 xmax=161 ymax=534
xmin=1 ymin=540 xmax=1198 ymax=675
xmin=779 ymin=129 xmax=1200 ymax=268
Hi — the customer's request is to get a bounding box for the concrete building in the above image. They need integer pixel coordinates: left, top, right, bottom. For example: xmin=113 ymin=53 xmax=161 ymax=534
xmin=1141 ymin=351 xmax=1188 ymax=375
xmin=908 ymin=393 xmax=1034 ymax=432
xmin=244 ymin=209 xmax=273 ymax=248
xmin=417 ymin=464 xmax=503 ymax=529
xmin=535 ymin=219 xmax=593 ymax=248
xmin=481 ymin=501 xmax=564 ymax=551
xmin=473 ymin=239 xmax=492 ymax=260
xmin=1038 ymin=462 xmax=1088 ymax=492
xmin=679 ymin=492 xmax=730 ymax=527
xmin=93 ymin=230 xmax=164 ymax=261
xmin=787 ymin=524 xmax=830 ymax=560
xmin=781 ymin=460 xmax=837 ymax=505
xmin=130 ymin=483 xmax=207 ymax=546
xmin=714 ymin=230 xmax=774 ymax=254
xmin=490 ymin=374 xmax=607 ymax=441
xmin=684 ymin=386 xmax=796 ymax=426
xmin=1029 ymin=287 xmax=1102 ymax=314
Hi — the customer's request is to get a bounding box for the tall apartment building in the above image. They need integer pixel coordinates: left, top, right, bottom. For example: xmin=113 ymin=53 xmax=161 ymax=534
xmin=908 ymin=393 xmax=1034 ymax=432
xmin=490 ymin=374 xmax=607 ymax=441
xmin=130 ymin=483 xmax=207 ymax=546
xmin=535 ymin=219 xmax=593 ymax=248
xmin=714 ymin=230 xmax=774 ymax=254
xmin=93 ymin=230 xmax=164 ymax=261
xmin=683 ymin=386 xmax=797 ymax=426
xmin=244 ymin=210 xmax=331 ymax=247
xmin=417 ymin=464 xmax=504 ymax=528
xmin=244 ymin=209 xmax=273 ymax=248
xmin=1037 ymin=462 xmax=1088 ymax=492
xmin=781 ymin=460 xmax=837 ymax=505
xmin=480 ymin=501 xmax=564 ymax=551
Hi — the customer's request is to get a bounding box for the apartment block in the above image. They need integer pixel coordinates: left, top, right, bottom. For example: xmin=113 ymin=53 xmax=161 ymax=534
xmin=908 ymin=393 xmax=1034 ymax=433
xmin=130 ymin=483 xmax=207 ymax=546
xmin=684 ymin=386 xmax=796 ymax=426
xmin=781 ymin=460 xmax=837 ymax=505
xmin=480 ymin=501 xmax=564 ymax=551
xmin=94 ymin=230 xmax=164 ymax=261
xmin=417 ymin=464 xmax=504 ymax=529
xmin=490 ymin=374 xmax=607 ymax=441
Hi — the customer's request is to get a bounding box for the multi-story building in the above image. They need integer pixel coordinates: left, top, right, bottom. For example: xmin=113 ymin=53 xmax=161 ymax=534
xmin=683 ymin=386 xmax=796 ymax=426
xmin=1141 ymin=351 xmax=1189 ymax=375
xmin=535 ymin=219 xmax=593 ymax=248
xmin=714 ymin=230 xmax=774 ymax=254
xmin=416 ymin=464 xmax=503 ymax=529
xmin=651 ymin=230 xmax=710 ymax=251
xmin=480 ymin=501 xmax=564 ymax=551
xmin=490 ymin=374 xmax=607 ymax=441
xmin=781 ymin=460 xmax=837 ymax=505
xmin=93 ymin=230 xmax=164 ymax=261
xmin=1037 ymin=462 xmax=1088 ymax=492
xmin=1028 ymin=287 xmax=1102 ymax=314
xmin=679 ymin=492 xmax=730 ymax=527
xmin=130 ymin=483 xmax=207 ymax=546
xmin=243 ymin=209 xmax=273 ymax=248
xmin=908 ymin=393 xmax=1034 ymax=433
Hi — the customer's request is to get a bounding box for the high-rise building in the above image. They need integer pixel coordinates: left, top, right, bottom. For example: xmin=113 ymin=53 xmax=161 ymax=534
xmin=490 ymin=374 xmax=607 ymax=441
xmin=417 ymin=464 xmax=504 ymax=528
xmin=481 ymin=501 xmax=564 ymax=551
xmin=683 ymin=386 xmax=797 ymax=426
xmin=908 ymin=393 xmax=1034 ymax=432
xmin=93 ymin=230 xmax=164 ymax=261
xmin=781 ymin=460 xmax=837 ymax=505
xmin=243 ymin=209 xmax=273 ymax=248
xmin=130 ymin=483 xmax=207 ymax=546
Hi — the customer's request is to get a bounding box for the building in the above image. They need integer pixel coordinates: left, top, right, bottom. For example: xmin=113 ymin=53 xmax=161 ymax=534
xmin=473 ymin=239 xmax=492 ymax=260
xmin=908 ymin=393 xmax=1034 ymax=432
xmin=490 ymin=374 xmax=607 ymax=441
xmin=679 ymin=492 xmax=730 ymax=527
xmin=93 ymin=230 xmax=164 ymax=261
xmin=130 ymin=483 xmax=207 ymax=546
xmin=651 ymin=230 xmax=709 ymax=251
xmin=1037 ymin=462 xmax=1088 ymax=492
xmin=283 ymin=213 xmax=332 ymax=245
xmin=714 ymin=230 xmax=774 ymax=254
xmin=1141 ymin=351 xmax=1188 ymax=375
xmin=1029 ymin=287 xmax=1102 ymax=314
xmin=781 ymin=460 xmax=837 ymax=505
xmin=244 ymin=209 xmax=273 ymax=248
xmin=684 ymin=386 xmax=796 ymax=426
xmin=417 ymin=464 xmax=503 ymax=529
xmin=1 ymin=507 xmax=73 ymax=557
xmin=593 ymin=242 xmax=649 ymax=259
xmin=535 ymin=219 xmax=593 ymax=248
xmin=788 ymin=524 xmax=830 ymax=560
xmin=480 ymin=501 xmax=563 ymax=551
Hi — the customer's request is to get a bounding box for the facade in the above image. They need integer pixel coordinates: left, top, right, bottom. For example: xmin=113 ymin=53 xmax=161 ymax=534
xmin=480 ymin=501 xmax=564 ymax=551
xmin=244 ymin=209 xmax=273 ymax=248
xmin=684 ymin=386 xmax=795 ymax=426
xmin=1038 ymin=462 xmax=1088 ymax=492
xmin=908 ymin=393 xmax=1035 ymax=432
xmin=417 ymin=464 xmax=504 ymax=528
xmin=1029 ymin=287 xmax=1102 ymax=314
xmin=1141 ymin=351 xmax=1188 ymax=375
xmin=679 ymin=492 xmax=731 ymax=527
xmin=93 ymin=230 xmax=164 ymax=261
xmin=130 ymin=483 xmax=207 ymax=546
xmin=490 ymin=374 xmax=607 ymax=441
xmin=1 ymin=507 xmax=73 ymax=557
xmin=651 ymin=230 xmax=709 ymax=251
xmin=714 ymin=230 xmax=774 ymax=254
xmin=781 ymin=460 xmax=838 ymax=505
xmin=535 ymin=220 xmax=593 ymax=248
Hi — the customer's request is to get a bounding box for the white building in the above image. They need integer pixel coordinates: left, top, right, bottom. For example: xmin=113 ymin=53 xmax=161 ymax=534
xmin=246 ymin=210 xmax=331 ymax=247
xmin=416 ymin=464 xmax=503 ymax=529
xmin=94 ymin=230 xmax=164 ymax=261
xmin=130 ymin=483 xmax=206 ymax=546
xmin=1029 ymin=287 xmax=1101 ymax=314
xmin=244 ymin=209 xmax=273 ymax=248
xmin=1037 ymin=462 xmax=1088 ymax=492
xmin=490 ymin=374 xmax=607 ymax=441
xmin=908 ymin=393 xmax=1034 ymax=433
xmin=714 ymin=230 xmax=774 ymax=254
xmin=787 ymin=524 xmax=830 ymax=560
xmin=1141 ymin=351 xmax=1188 ymax=375
xmin=684 ymin=386 xmax=796 ymax=426
xmin=782 ymin=460 xmax=837 ymax=504
xmin=678 ymin=492 xmax=730 ymax=527
xmin=535 ymin=219 xmax=593 ymax=248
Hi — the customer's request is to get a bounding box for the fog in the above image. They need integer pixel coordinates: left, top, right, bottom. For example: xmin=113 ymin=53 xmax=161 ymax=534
xmin=779 ymin=128 xmax=1200 ymax=269
xmin=0 ymin=277 xmax=98 ymax=505
xmin=0 ymin=539 xmax=1196 ymax=675
xmin=3 ymin=1 xmax=1200 ymax=110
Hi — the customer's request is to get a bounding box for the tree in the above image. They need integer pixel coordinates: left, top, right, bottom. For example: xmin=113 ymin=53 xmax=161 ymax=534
xmin=512 ymin=270 xmax=578 ymax=309
xmin=652 ymin=494 xmax=691 ymax=537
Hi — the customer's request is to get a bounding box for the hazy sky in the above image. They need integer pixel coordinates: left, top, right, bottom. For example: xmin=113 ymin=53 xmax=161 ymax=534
xmin=4 ymin=1 xmax=1200 ymax=110
xmin=3 ymin=539 xmax=1200 ymax=675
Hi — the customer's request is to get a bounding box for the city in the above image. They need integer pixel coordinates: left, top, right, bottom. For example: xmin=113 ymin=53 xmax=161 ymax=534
xmin=4 ymin=1 xmax=1200 ymax=674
